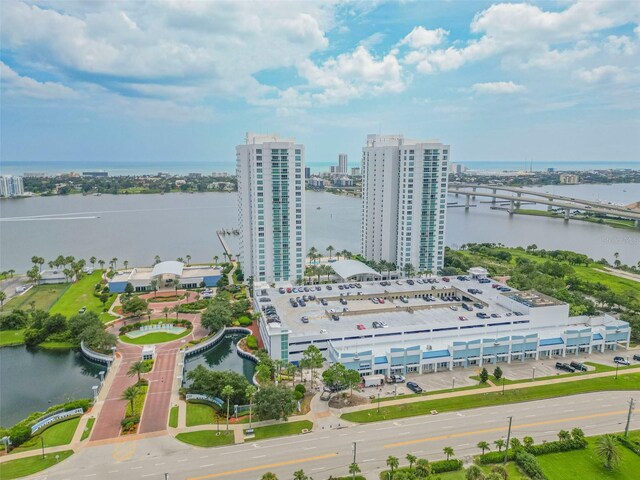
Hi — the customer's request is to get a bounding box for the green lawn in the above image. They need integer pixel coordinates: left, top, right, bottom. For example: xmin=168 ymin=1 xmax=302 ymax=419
xmin=250 ymin=420 xmax=313 ymax=440
xmin=4 ymin=284 xmax=68 ymax=312
xmin=514 ymin=209 xmax=636 ymax=230
xmin=80 ymin=418 xmax=95 ymax=441
xmin=119 ymin=329 xmax=191 ymax=345
xmin=573 ymin=265 xmax=640 ymax=300
xmin=342 ymin=372 xmax=640 ymax=423
xmin=186 ymin=403 xmax=215 ymax=427
xmin=0 ymin=329 xmax=25 ymax=347
xmin=0 ymin=450 xmax=73 ymax=480
xmin=537 ymin=436 xmax=640 ymax=479
xmin=169 ymin=406 xmax=179 ymax=428
xmin=175 ymin=431 xmax=234 ymax=448
xmin=12 ymin=417 xmax=80 ymax=453
xmin=49 ymin=270 xmax=116 ymax=322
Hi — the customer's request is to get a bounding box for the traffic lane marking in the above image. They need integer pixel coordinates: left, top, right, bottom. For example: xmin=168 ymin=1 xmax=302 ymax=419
xmin=384 ymin=410 xmax=627 ymax=448
xmin=187 ymin=453 xmax=339 ymax=480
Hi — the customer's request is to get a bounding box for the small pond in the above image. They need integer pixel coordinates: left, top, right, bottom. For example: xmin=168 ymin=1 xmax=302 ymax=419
xmin=184 ymin=333 xmax=255 ymax=383
xmin=0 ymin=346 xmax=103 ymax=427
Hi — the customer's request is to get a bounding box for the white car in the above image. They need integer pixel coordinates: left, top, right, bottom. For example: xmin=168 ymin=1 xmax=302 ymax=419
xmin=450 ymin=306 xmax=458 ymax=311
xmin=320 ymin=329 xmax=328 ymax=334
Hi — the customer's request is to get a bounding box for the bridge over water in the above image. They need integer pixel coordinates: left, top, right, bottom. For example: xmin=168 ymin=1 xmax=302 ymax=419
xmin=449 ymin=183 xmax=640 ymax=227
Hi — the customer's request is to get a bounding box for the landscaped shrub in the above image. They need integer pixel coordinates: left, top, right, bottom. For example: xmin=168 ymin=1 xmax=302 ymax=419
xmin=238 ymin=316 xmax=252 ymax=326
xmin=617 ymin=435 xmax=640 ymax=455
xmin=120 ymin=415 xmax=140 ymax=427
xmin=294 ymin=384 xmax=306 ymax=395
xmin=430 ymin=459 xmax=463 ymax=473
xmin=246 ymin=335 xmax=258 ymax=350
xmin=178 ymin=299 xmax=210 ymax=312
xmin=526 ymin=437 xmax=587 ymax=455
xmin=9 ymin=424 xmax=31 ymax=446
xmin=515 ymin=451 xmax=545 ymax=480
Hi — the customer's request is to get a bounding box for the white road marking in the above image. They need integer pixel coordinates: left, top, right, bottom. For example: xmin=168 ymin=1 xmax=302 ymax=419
xmin=84 ymin=475 xmax=97 ymax=478
xmin=199 ymin=455 xmax=208 ymax=459
xmin=131 ymin=466 xmax=143 ymax=470
xmin=253 ymin=455 xmax=267 ymax=459
xmin=303 ymin=447 xmax=317 ymax=450
xmin=154 ymin=462 xmax=166 ymax=466
xmin=201 ymin=463 xmax=216 ymax=468
xmin=177 ymin=459 xmax=188 ymax=462
xmin=142 ymin=474 xmax=156 ymax=478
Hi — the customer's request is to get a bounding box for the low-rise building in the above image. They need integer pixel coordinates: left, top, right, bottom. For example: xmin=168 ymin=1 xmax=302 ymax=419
xmin=308 ymin=177 xmax=327 ymax=189
xmin=108 ymin=261 xmax=222 ymax=293
xmin=560 ymin=173 xmax=579 ymax=184
xmin=38 ymin=269 xmax=75 ymax=284
xmin=253 ymin=273 xmax=630 ymax=373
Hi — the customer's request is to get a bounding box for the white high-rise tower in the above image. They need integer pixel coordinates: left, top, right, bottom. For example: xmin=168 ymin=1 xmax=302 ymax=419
xmin=237 ymin=133 xmax=305 ymax=283
xmin=361 ymin=134 xmax=449 ymax=274
xmin=338 ymin=153 xmax=348 ymax=173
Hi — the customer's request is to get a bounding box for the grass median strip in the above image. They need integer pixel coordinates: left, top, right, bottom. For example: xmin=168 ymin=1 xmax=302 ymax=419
xmin=80 ymin=418 xmax=95 ymax=440
xmin=169 ymin=406 xmax=179 ymax=428
xmin=342 ymin=372 xmax=640 ymax=423
xmin=0 ymin=450 xmax=73 ymax=480
xmin=175 ymin=431 xmax=234 ymax=448
xmin=249 ymin=420 xmax=313 ymax=440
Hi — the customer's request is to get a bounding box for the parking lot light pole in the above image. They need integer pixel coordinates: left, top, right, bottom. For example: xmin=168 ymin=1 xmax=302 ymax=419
xmin=532 ymin=367 xmax=536 ymax=381
xmin=377 ymin=392 xmax=381 ymax=413
xmin=616 ymin=362 xmax=619 ymax=380
xmin=502 ymin=377 xmax=505 ymax=395
xmin=452 ymin=378 xmax=455 ymax=391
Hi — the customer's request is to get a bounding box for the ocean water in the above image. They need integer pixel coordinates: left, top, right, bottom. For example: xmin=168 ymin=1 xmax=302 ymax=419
xmin=1 ymin=159 xmax=638 ymax=176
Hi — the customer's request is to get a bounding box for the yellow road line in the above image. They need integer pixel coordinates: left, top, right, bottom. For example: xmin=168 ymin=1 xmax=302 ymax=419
xmin=188 ymin=453 xmax=339 ymax=480
xmin=384 ymin=410 xmax=626 ymax=448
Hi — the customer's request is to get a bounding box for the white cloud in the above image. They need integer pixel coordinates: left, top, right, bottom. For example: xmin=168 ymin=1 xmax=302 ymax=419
xmin=575 ymin=65 xmax=627 ymax=84
xmin=0 ymin=61 xmax=78 ymax=99
xmin=359 ymin=32 xmax=386 ymax=49
xmin=400 ymin=26 xmax=448 ymax=49
xmin=295 ymin=46 xmax=405 ymax=104
xmin=401 ymin=1 xmax=640 ymax=73
xmin=605 ymin=35 xmax=636 ymax=55
xmin=471 ymin=81 xmax=526 ymax=94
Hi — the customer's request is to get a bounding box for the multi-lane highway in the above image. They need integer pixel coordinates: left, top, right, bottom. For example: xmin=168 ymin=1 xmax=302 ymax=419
xmin=32 ymin=391 xmax=638 ymax=480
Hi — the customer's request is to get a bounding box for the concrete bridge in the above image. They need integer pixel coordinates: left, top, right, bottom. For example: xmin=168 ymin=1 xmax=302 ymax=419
xmin=448 ymin=183 xmax=640 ymax=227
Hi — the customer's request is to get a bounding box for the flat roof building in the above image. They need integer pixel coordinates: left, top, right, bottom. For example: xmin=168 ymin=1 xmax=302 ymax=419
xmin=0 ymin=175 xmax=25 ymax=197
xmin=254 ymin=273 xmax=630 ymax=373
xmin=109 ymin=261 xmax=222 ymax=293
xmin=237 ymin=133 xmax=306 ymax=283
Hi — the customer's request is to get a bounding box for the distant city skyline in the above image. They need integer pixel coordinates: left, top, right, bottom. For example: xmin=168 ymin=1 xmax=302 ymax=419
xmin=1 ymin=1 xmax=639 ymax=166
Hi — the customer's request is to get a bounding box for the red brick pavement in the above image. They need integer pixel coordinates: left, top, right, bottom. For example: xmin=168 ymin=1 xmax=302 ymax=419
xmin=90 ymin=343 xmax=141 ymax=441
xmin=137 ymin=343 xmax=178 ymax=434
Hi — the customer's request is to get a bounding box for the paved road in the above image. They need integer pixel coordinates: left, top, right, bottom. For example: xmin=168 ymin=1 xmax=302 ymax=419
xmin=34 ymin=391 xmax=638 ymax=480
xmin=138 ymin=344 xmax=178 ymax=434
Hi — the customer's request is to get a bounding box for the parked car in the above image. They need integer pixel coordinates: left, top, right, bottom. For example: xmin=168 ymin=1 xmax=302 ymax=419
xmin=459 ymin=315 xmax=468 ymax=321
xmin=407 ymin=279 xmax=415 ymax=285
xmin=633 ymin=354 xmax=640 ymax=361
xmin=331 ymin=314 xmax=340 ymax=321
xmin=406 ymin=381 xmax=423 ymax=393
xmin=78 ymin=306 xmax=87 ymax=314
xmin=442 ymin=277 xmax=450 ymax=282
xmin=450 ymin=306 xmax=458 ymax=311
xmin=462 ymin=303 xmax=473 ymax=311
xmin=570 ymin=361 xmax=587 ymax=372
xmin=340 ymin=298 xmax=348 ymax=305
xmin=321 ymin=299 xmax=328 ymax=306
xmin=371 ymin=298 xmax=379 ymax=304
xmin=300 ymin=316 xmax=309 ymax=324
xmin=614 ymin=356 xmax=630 ymax=366
xmin=356 ymin=324 xmax=366 ymax=330
xmin=555 ymin=362 xmax=575 ymax=372
xmin=490 ymin=313 xmax=501 ymax=318
xmin=278 ymin=287 xmax=286 ymax=294
xmin=326 ymin=285 xmax=333 ymax=290
xmin=387 ymin=374 xmax=405 ymax=383
xmin=379 ymin=298 xmax=385 ymax=304
xmin=399 ymin=296 xmax=409 ymax=304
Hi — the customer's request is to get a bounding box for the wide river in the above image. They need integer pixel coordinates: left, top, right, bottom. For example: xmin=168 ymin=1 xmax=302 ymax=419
xmin=1 ymin=184 xmax=638 ymax=271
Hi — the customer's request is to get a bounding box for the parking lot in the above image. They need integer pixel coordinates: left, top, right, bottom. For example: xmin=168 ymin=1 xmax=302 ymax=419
xmin=352 ymin=347 xmax=640 ymax=399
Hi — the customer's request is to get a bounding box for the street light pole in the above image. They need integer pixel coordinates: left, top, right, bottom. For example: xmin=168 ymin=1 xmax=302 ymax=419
xmin=377 ymin=391 xmax=381 ymax=413
xmin=504 ymin=416 xmax=513 ymax=464
xmin=352 ymin=442 xmax=357 ymax=480
xmin=40 ymin=437 xmax=45 ymax=459
xmin=616 ymin=362 xmax=619 ymax=380
xmin=532 ymin=367 xmax=536 ymax=381
xmin=502 ymin=377 xmax=505 ymax=395
xmin=452 ymin=378 xmax=455 ymax=391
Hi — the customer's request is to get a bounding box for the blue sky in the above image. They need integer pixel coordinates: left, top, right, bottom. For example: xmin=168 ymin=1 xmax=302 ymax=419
xmin=1 ymin=0 xmax=639 ymax=171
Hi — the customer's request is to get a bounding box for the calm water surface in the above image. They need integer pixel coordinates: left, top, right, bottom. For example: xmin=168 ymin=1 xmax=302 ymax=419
xmin=184 ymin=333 xmax=256 ymax=383
xmin=1 ymin=185 xmax=638 ymax=270
xmin=0 ymin=346 xmax=102 ymax=427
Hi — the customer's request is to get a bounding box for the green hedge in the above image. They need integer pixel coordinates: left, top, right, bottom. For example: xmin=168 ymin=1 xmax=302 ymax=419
xmin=430 ymin=459 xmax=463 ymax=473
xmin=515 ymin=451 xmax=546 ymax=480
xmin=246 ymin=335 xmax=258 ymax=349
xmin=618 ymin=435 xmax=640 ymax=455
xmin=179 ymin=299 xmax=210 ymax=312
xmin=477 ymin=438 xmax=588 ymax=464
xmin=238 ymin=316 xmax=252 ymax=326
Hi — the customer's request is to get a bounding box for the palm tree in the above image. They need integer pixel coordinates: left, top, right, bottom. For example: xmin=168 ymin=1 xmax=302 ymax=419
xmin=171 ymin=304 xmax=180 ymax=320
xmin=177 ymin=257 xmax=184 ymax=263
xmin=7 ymin=269 xmax=15 ymax=278
xmin=213 ymin=255 xmax=219 ymax=265
xmin=557 ymin=430 xmax=571 ymax=442
xmin=150 ymin=279 xmax=158 ymax=297
xmin=406 ymin=453 xmax=417 ymax=469
xmin=326 ymin=245 xmax=335 ymax=260
xmin=146 ymin=309 xmax=153 ymax=324
xmin=308 ymin=246 xmax=318 ymax=264
xmin=222 ymin=385 xmax=234 ymax=431
xmin=349 ymin=462 xmax=361 ymax=479
xmin=477 ymin=441 xmax=490 ymax=454
xmin=246 ymin=385 xmax=257 ymax=428
xmin=89 ymin=256 xmax=96 ymax=269
xmin=111 ymin=257 xmax=118 ymax=270
xmin=121 ymin=385 xmax=139 ymax=415
xmin=260 ymin=474 xmax=278 ymax=480
xmin=98 ymin=259 xmax=105 ymax=270
xmin=415 ymin=459 xmax=431 ymax=477
xmin=595 ymin=435 xmax=620 ymax=470
xmin=154 ymin=255 xmax=161 ymax=265
xmin=256 ymin=362 xmax=272 ymax=382
xmin=293 ymin=471 xmax=309 ymax=480
xmin=128 ymin=361 xmax=147 ymax=384
xmin=443 ymin=446 xmax=455 ymax=460
xmin=186 ymin=255 xmax=191 ymax=266
xmin=0 ymin=291 xmax=6 ymax=311
xmin=386 ymin=456 xmax=399 ymax=475
xmin=465 ymin=464 xmax=484 ymax=480
xmin=494 ymin=439 xmax=505 ymax=452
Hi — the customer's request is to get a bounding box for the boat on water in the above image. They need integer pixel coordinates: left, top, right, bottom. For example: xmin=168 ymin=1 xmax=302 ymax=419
xmin=316 ymin=206 xmax=321 ymax=210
